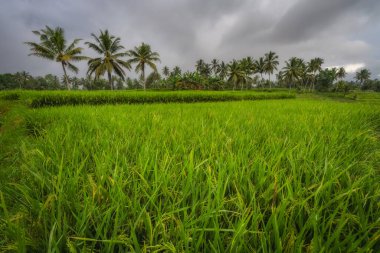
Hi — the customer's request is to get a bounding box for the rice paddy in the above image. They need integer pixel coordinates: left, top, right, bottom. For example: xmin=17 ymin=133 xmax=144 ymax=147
xmin=0 ymin=91 xmax=379 ymax=252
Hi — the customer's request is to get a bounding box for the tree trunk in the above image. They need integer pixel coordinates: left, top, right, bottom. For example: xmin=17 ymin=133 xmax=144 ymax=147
xmin=108 ymin=71 xmax=113 ymax=90
xmin=61 ymin=62 xmax=70 ymax=90
xmin=269 ymin=74 xmax=272 ymax=89
xmin=142 ymin=64 xmax=146 ymax=91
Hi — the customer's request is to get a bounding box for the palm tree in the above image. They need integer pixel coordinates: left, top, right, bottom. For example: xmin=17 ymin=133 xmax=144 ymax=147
xmin=86 ymin=30 xmax=131 ymax=90
xmin=253 ymin=57 xmax=266 ymax=83
xmin=172 ymin=66 xmax=182 ymax=76
xmin=227 ymin=60 xmax=246 ymax=90
xmin=195 ymin=59 xmax=205 ymax=73
xmin=330 ymin=67 xmax=339 ymax=83
xmin=355 ymin=68 xmax=371 ymax=86
xmin=162 ymin=66 xmax=170 ymax=77
xmin=14 ymin=71 xmax=32 ymax=89
xmin=211 ymin=59 xmax=219 ymax=76
xmin=218 ymin=61 xmax=228 ymax=80
xmin=282 ymin=57 xmax=304 ymax=89
xmin=195 ymin=59 xmax=211 ymax=77
xmin=264 ymin=51 xmax=279 ymax=88
xmin=25 ymin=26 xmax=87 ymax=90
xmin=128 ymin=43 xmax=160 ymax=90
xmin=296 ymin=59 xmax=308 ymax=89
xmin=202 ymin=63 xmax=212 ymax=77
xmin=307 ymin=57 xmax=324 ymax=91
xmin=240 ymin=57 xmax=255 ymax=76
xmin=276 ymin=71 xmax=284 ymax=87
xmin=337 ymin=67 xmax=346 ymax=80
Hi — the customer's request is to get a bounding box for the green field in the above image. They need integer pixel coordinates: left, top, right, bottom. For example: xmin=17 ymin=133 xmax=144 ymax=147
xmin=1 ymin=91 xmax=379 ymax=252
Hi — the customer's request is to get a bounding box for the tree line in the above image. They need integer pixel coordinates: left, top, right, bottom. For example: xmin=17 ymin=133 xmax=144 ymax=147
xmin=0 ymin=26 xmax=378 ymax=91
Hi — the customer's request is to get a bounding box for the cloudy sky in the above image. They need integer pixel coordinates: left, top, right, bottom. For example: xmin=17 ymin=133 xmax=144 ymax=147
xmin=0 ymin=0 xmax=379 ymax=79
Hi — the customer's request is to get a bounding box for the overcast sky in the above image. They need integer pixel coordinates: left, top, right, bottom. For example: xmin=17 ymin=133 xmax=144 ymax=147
xmin=0 ymin=0 xmax=379 ymax=79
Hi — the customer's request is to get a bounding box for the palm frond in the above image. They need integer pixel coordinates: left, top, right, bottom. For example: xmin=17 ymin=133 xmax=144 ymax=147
xmin=66 ymin=62 xmax=79 ymax=74
xmin=85 ymin=42 xmax=104 ymax=55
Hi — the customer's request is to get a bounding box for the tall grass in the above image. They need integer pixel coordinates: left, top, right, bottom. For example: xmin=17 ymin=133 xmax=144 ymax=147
xmin=1 ymin=99 xmax=379 ymax=252
xmin=1 ymin=90 xmax=296 ymax=107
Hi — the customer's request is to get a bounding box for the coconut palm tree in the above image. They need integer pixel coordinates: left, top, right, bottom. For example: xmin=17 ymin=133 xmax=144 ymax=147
xmin=211 ymin=59 xmax=219 ymax=76
xmin=253 ymin=57 xmax=266 ymax=83
xmin=218 ymin=61 xmax=228 ymax=80
xmin=307 ymin=57 xmax=324 ymax=91
xmin=296 ymin=59 xmax=309 ymax=89
xmin=25 ymin=26 xmax=87 ymax=90
xmin=128 ymin=43 xmax=160 ymax=90
xmin=355 ymin=68 xmax=371 ymax=86
xmin=264 ymin=51 xmax=279 ymax=88
xmin=276 ymin=70 xmax=284 ymax=87
xmin=227 ymin=60 xmax=246 ymax=90
xmin=240 ymin=57 xmax=255 ymax=76
xmin=86 ymin=30 xmax=131 ymax=90
xmin=330 ymin=67 xmax=339 ymax=83
xmin=196 ymin=61 xmax=211 ymax=77
xmin=172 ymin=66 xmax=182 ymax=76
xmin=282 ymin=57 xmax=304 ymax=89
xmin=162 ymin=66 xmax=170 ymax=77
xmin=195 ymin=59 xmax=205 ymax=73
xmin=14 ymin=71 xmax=32 ymax=89
xmin=337 ymin=67 xmax=346 ymax=80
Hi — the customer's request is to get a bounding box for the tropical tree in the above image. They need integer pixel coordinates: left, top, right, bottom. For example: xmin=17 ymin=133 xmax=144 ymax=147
xmin=211 ymin=59 xmax=219 ymax=76
xmin=195 ymin=59 xmax=205 ymax=73
xmin=217 ymin=61 xmax=228 ymax=80
xmin=337 ymin=67 xmax=346 ymax=80
xmin=253 ymin=57 xmax=266 ymax=83
xmin=172 ymin=66 xmax=182 ymax=76
xmin=355 ymin=68 xmax=371 ymax=86
xmin=14 ymin=71 xmax=32 ymax=89
xmin=194 ymin=59 xmax=209 ymax=77
xmin=296 ymin=59 xmax=309 ymax=89
xmin=276 ymin=71 xmax=285 ymax=87
xmin=316 ymin=68 xmax=338 ymax=91
xmin=86 ymin=30 xmax=131 ymax=90
xmin=128 ymin=43 xmax=160 ymax=90
xmin=240 ymin=57 xmax=255 ymax=76
xmin=146 ymin=72 xmax=161 ymax=89
xmin=264 ymin=51 xmax=279 ymax=88
xmin=227 ymin=60 xmax=246 ymax=90
xmin=282 ymin=57 xmax=304 ymax=89
xmin=307 ymin=57 xmax=324 ymax=91
xmin=25 ymin=26 xmax=87 ymax=90
xmin=162 ymin=66 xmax=170 ymax=77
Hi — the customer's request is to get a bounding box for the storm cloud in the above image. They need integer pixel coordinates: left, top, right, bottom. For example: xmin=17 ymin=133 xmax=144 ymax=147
xmin=0 ymin=0 xmax=379 ymax=78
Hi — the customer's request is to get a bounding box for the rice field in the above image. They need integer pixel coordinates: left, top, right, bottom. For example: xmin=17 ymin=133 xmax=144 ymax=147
xmin=0 ymin=91 xmax=379 ymax=252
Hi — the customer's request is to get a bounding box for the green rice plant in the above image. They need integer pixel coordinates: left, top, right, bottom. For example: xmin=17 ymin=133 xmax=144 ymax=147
xmin=28 ymin=90 xmax=295 ymax=107
xmin=0 ymin=99 xmax=379 ymax=252
xmin=0 ymin=90 xmax=295 ymax=108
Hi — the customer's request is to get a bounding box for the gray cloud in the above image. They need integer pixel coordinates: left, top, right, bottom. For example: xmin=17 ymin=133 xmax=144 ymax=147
xmin=0 ymin=0 xmax=379 ymax=79
xmin=271 ymin=0 xmax=359 ymax=43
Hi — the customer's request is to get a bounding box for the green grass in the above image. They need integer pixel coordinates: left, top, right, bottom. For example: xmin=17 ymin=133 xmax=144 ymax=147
xmin=0 ymin=94 xmax=379 ymax=252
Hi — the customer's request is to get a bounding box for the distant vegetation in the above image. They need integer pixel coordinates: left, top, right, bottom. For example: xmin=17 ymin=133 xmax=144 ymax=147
xmin=1 ymin=90 xmax=294 ymax=108
xmin=1 ymin=25 xmax=378 ymax=92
